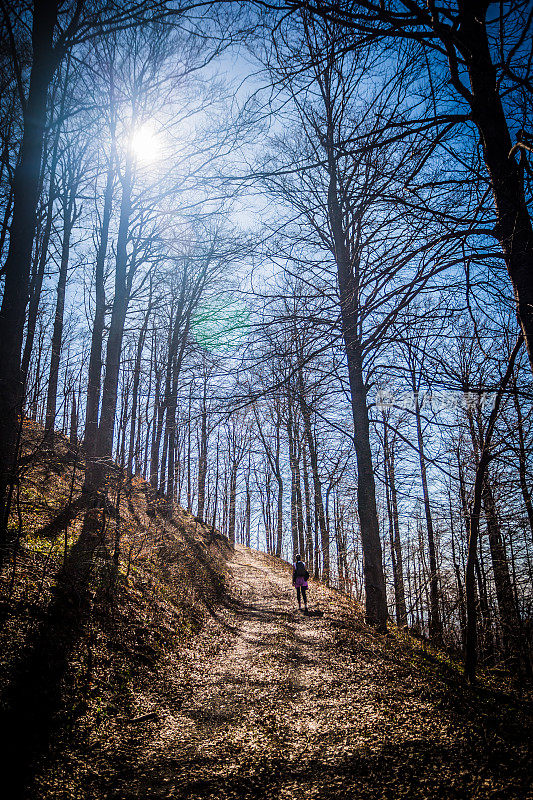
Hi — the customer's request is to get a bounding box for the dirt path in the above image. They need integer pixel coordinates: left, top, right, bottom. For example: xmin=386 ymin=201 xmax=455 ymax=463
xmin=107 ymin=545 xmax=532 ymax=800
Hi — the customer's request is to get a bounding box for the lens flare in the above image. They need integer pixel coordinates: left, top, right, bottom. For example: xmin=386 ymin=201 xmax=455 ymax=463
xmin=131 ymin=123 xmax=160 ymax=162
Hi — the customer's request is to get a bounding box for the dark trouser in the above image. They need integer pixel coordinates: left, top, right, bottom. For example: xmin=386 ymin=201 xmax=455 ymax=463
xmin=296 ymin=586 xmax=307 ymax=607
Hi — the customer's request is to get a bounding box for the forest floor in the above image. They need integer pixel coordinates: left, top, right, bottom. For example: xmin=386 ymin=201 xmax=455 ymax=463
xmin=1 ymin=428 xmax=532 ymax=799
xmin=54 ymin=545 xmax=532 ymax=800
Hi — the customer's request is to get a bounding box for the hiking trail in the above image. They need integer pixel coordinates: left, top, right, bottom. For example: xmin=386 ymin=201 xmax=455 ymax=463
xmin=88 ymin=544 xmax=532 ymax=800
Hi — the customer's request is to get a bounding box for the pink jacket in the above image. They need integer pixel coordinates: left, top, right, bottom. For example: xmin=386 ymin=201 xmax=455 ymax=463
xmin=292 ymin=562 xmax=309 ymax=588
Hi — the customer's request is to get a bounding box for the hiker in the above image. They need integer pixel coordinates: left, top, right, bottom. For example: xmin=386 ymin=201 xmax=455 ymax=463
xmin=292 ymin=554 xmax=309 ymax=612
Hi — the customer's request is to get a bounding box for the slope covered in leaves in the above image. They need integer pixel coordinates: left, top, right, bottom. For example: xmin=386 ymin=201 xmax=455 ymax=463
xmin=0 ymin=422 xmax=232 ymax=798
xmin=0 ymin=424 xmax=532 ymax=799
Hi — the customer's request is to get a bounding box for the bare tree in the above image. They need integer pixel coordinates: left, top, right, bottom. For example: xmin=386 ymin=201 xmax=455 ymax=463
xmin=279 ymin=0 xmax=533 ymax=373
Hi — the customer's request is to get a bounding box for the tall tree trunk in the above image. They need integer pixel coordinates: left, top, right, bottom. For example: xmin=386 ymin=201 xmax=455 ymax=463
xmin=0 ymin=0 xmax=60 ymax=527
xmin=456 ymin=8 xmax=533 ymax=374
xmin=294 ymin=437 xmax=305 ymax=558
xmin=474 ymin=549 xmax=493 ymax=658
xmin=302 ymin=443 xmax=314 ymax=566
xmin=245 ymin=476 xmax=251 ymax=548
xmin=69 ymin=388 xmax=78 ymax=448
xmin=211 ymin=433 xmax=220 ymax=534
xmin=228 ymin=463 xmax=237 ymax=546
xmin=253 ymin=402 xmax=283 ymax=558
xmin=385 ymin=482 xmax=401 ymax=625
xmin=336 ymin=278 xmax=385 ymax=624
xmin=141 ymin=326 xmax=155 ymax=478
xmin=297 ymin=376 xmax=329 ymax=584
xmin=412 ymin=387 xmax=442 ymax=641
xmin=262 ymin=473 xmax=273 ymax=554
xmin=84 ymin=160 xmax=114 ymax=455
xmin=326 ymin=138 xmax=386 ymax=626
xmin=290 ymin=470 xmax=298 ymax=560
xmin=334 ymin=494 xmax=345 ymax=592
xmin=388 ymin=441 xmax=407 ymax=626
xmin=197 ymin=401 xmax=208 ymax=523
xmin=450 ymin=496 xmax=466 ymax=649
xmin=162 ymin=356 xmax=178 ymax=501
xmin=482 ymin=480 xmax=520 ymax=656
xmin=512 ymin=376 xmax=533 ymax=541
xmin=21 ymin=120 xmax=62 ymax=385
xmin=287 ymin=394 xmax=297 ymax=560
xmin=287 ymin=398 xmax=305 ymax=560
xmin=157 ymin=263 xmax=193 ymax=499
xmin=127 ymin=295 xmax=152 ymax=483
xmin=149 ymin=370 xmax=163 ymax=493
xmin=186 ymin=387 xmax=192 ymax=512
xmin=45 ymin=198 xmax=74 ymax=440
xmin=275 ymin=473 xmax=283 ymax=558
xmin=30 ymin=328 xmax=45 ymax=420
xmin=384 ymin=421 xmax=407 ymax=626
xmin=338 ymin=502 xmax=350 ymax=594
xmin=84 ymin=155 xmax=133 ymax=494
xmin=165 ymin=319 xmax=192 ymax=503
xmin=464 ymin=336 xmax=522 ymax=680
xmin=222 ymin=469 xmax=228 ymax=538
xmin=117 ymin=370 xmax=129 ymax=469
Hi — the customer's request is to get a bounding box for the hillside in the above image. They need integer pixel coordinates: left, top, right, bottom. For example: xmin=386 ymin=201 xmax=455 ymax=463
xmin=0 ymin=425 xmax=232 ymax=798
xmin=0 ymin=428 xmax=532 ymax=799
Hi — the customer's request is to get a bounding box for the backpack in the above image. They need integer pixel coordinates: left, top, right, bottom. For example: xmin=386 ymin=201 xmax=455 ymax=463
xmin=295 ymin=561 xmax=309 ymax=580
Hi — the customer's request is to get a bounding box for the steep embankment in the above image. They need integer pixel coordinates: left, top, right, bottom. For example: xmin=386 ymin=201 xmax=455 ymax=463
xmin=1 ymin=426 xmax=532 ymax=799
xmin=0 ymin=424 xmax=232 ymax=798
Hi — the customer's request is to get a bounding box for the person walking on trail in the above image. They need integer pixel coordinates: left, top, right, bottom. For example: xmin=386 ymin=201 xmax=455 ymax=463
xmin=292 ymin=554 xmax=309 ymax=612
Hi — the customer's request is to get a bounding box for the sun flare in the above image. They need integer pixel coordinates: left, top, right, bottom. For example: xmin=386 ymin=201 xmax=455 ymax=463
xmin=131 ymin=122 xmax=160 ymax=163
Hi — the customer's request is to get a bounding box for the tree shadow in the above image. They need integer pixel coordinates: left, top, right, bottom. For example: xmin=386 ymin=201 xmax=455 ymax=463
xmin=109 ymin=723 xmax=533 ymax=800
xmin=0 ymin=506 xmax=107 ymax=798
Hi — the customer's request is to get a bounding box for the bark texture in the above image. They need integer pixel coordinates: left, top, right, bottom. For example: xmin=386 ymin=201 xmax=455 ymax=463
xmin=0 ymin=0 xmax=60 ymax=527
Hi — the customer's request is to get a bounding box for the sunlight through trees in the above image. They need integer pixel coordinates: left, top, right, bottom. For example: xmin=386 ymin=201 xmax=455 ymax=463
xmin=0 ymin=0 xmax=532 ymax=699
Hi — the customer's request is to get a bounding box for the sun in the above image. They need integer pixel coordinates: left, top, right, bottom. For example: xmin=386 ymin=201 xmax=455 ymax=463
xmin=131 ymin=122 xmax=160 ymax=163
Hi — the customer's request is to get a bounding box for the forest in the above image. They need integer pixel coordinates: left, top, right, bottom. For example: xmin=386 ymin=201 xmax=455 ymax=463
xmin=0 ymin=0 xmax=532 ymax=796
